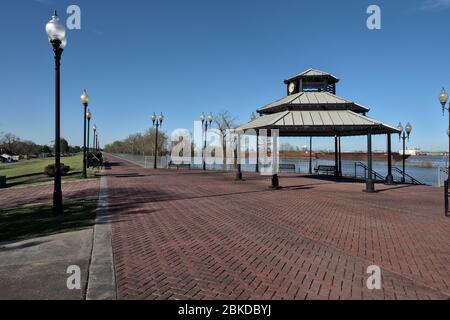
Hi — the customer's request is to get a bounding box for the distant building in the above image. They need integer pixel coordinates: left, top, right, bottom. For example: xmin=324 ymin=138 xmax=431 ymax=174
xmin=399 ymin=148 xmax=426 ymax=156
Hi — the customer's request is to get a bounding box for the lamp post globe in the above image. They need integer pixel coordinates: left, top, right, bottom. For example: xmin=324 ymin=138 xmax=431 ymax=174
xmin=397 ymin=123 xmax=403 ymax=138
xmin=46 ymin=11 xmax=66 ymax=43
xmin=440 ymin=88 xmax=449 ymax=114
xmin=46 ymin=11 xmax=67 ymax=214
xmin=405 ymin=122 xmax=412 ymax=137
xmin=81 ymin=89 xmax=89 ymax=106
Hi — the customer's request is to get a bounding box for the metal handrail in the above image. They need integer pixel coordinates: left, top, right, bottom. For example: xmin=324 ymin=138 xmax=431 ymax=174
xmin=354 ymin=162 xmax=384 ymax=181
xmin=392 ymin=166 xmax=424 ymax=185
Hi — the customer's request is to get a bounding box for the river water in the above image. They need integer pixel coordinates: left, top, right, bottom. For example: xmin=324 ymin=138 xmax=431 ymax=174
xmin=112 ymin=153 xmax=446 ymax=187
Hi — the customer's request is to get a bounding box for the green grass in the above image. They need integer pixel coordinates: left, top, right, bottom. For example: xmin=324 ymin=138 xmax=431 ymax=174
xmin=0 ymin=199 xmax=97 ymax=243
xmin=0 ymin=154 xmax=98 ymax=188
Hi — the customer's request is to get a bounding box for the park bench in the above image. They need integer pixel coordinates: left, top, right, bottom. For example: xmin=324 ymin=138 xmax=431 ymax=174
xmin=0 ymin=176 xmax=6 ymax=188
xmin=278 ymin=163 xmax=296 ymax=173
xmin=168 ymin=161 xmax=191 ymax=170
xmin=314 ymin=165 xmax=336 ymax=175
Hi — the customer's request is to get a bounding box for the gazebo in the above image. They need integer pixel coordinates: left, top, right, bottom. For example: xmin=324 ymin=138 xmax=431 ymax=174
xmin=237 ymin=68 xmax=400 ymax=192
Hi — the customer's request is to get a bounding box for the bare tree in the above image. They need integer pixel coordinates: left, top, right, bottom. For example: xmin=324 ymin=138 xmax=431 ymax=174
xmin=213 ymin=110 xmax=239 ymax=168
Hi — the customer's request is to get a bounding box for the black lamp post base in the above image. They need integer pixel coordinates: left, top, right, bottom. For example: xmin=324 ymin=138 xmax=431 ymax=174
xmin=53 ymin=191 xmax=63 ymax=214
xmin=364 ymin=180 xmax=375 ymax=193
xmin=385 ymin=175 xmax=394 ymax=185
xmin=236 ymin=164 xmax=243 ymax=180
xmin=271 ymin=174 xmax=279 ymax=189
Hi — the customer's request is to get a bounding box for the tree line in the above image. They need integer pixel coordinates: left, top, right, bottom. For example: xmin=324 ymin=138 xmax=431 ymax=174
xmin=104 ymin=128 xmax=169 ymax=156
xmin=0 ymin=132 xmax=81 ymax=156
xmin=104 ymin=111 xmax=240 ymax=161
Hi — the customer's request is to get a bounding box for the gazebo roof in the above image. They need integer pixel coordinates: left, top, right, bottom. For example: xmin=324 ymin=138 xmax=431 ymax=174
xmin=284 ymin=68 xmax=340 ymax=84
xmin=238 ymin=110 xmax=399 ymax=137
xmin=257 ymin=91 xmax=370 ymax=114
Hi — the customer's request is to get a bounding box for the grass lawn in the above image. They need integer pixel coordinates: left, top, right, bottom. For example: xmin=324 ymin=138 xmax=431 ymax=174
xmin=0 ymin=154 xmax=98 ymax=188
xmin=0 ymin=199 xmax=97 ymax=243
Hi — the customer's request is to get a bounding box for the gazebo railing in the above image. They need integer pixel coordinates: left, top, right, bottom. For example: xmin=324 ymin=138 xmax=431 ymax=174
xmin=354 ymin=161 xmax=385 ymax=181
xmin=391 ymin=167 xmax=424 ymax=185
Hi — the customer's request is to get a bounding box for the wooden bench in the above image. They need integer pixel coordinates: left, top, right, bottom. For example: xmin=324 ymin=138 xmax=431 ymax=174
xmin=314 ymin=165 xmax=336 ymax=175
xmin=279 ymin=163 xmax=296 ymax=173
xmin=168 ymin=161 xmax=191 ymax=170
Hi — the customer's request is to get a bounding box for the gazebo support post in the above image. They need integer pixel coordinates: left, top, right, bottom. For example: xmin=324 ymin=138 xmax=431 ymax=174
xmin=270 ymin=131 xmax=279 ymax=189
xmin=365 ymin=131 xmax=375 ymax=193
xmin=334 ymin=135 xmax=339 ymax=177
xmin=255 ymin=130 xmax=259 ymax=173
xmin=338 ymin=136 xmax=342 ymax=177
xmin=386 ymin=133 xmax=394 ymax=185
xmin=309 ymin=136 xmax=313 ymax=174
xmin=236 ymin=131 xmax=242 ymax=180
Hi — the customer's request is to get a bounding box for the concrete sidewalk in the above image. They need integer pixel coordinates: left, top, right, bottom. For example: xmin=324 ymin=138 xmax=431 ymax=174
xmin=0 ymin=179 xmax=102 ymax=300
xmin=0 ymin=229 xmax=93 ymax=300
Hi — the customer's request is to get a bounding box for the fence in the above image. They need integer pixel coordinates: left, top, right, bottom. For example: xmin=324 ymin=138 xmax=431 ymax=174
xmin=438 ymin=167 xmax=448 ymax=187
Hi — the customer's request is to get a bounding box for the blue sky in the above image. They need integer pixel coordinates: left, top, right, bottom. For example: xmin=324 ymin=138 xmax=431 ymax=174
xmin=1 ymin=0 xmax=450 ymax=151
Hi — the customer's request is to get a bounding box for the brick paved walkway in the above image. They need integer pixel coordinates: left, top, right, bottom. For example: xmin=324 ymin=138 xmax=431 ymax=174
xmin=0 ymin=180 xmax=100 ymax=209
xmin=105 ymin=154 xmax=450 ymax=300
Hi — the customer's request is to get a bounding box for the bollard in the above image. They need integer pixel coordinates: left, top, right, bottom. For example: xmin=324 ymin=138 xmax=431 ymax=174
xmin=271 ymin=174 xmax=279 ymax=189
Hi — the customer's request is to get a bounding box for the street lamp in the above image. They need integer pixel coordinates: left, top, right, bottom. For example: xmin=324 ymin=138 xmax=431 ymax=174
xmin=80 ymin=90 xmax=89 ymax=179
xmin=93 ymin=124 xmax=97 ymax=152
xmin=250 ymin=112 xmax=259 ymax=173
xmin=397 ymin=122 xmax=412 ymax=183
xmin=200 ymin=112 xmax=213 ymax=170
xmin=46 ymin=11 xmax=67 ymax=214
xmin=439 ymin=87 xmax=450 ymax=216
xmin=152 ymin=112 xmax=164 ymax=169
xmin=86 ymin=110 xmax=91 ymax=168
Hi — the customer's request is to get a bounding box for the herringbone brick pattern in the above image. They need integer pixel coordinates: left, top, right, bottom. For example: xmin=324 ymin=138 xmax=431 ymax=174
xmin=0 ymin=180 xmax=99 ymax=209
xmin=105 ymin=155 xmax=450 ymax=300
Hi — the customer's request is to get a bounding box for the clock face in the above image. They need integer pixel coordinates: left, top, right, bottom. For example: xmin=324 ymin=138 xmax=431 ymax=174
xmin=288 ymin=82 xmax=295 ymax=94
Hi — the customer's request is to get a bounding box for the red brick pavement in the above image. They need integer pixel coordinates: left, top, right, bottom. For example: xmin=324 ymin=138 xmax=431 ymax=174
xmin=105 ymin=154 xmax=450 ymax=300
xmin=0 ymin=180 xmax=100 ymax=209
